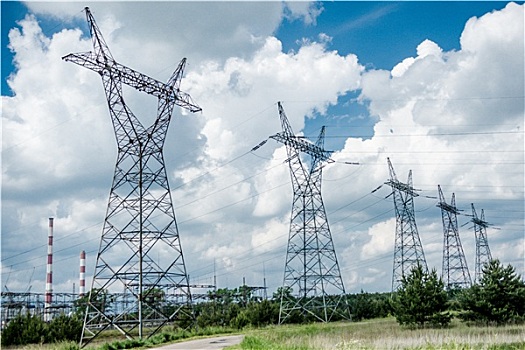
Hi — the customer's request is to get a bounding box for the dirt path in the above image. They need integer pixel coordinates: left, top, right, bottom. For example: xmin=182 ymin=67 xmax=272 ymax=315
xmin=148 ymin=335 xmax=244 ymax=350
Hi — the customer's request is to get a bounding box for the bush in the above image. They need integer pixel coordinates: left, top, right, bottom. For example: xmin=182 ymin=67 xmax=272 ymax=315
xmin=230 ymin=310 xmax=250 ymax=329
xmin=1 ymin=312 xmax=83 ymax=346
xmin=244 ymin=299 xmax=279 ymax=327
xmin=1 ymin=313 xmax=47 ymax=346
xmin=46 ymin=313 xmax=83 ymax=342
xmin=348 ymin=291 xmax=392 ymax=321
xmin=392 ymin=264 xmax=451 ymax=328
xmin=459 ymin=259 xmax=525 ymax=325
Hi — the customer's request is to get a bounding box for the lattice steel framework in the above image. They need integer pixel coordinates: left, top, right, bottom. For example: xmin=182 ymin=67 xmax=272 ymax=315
xmin=471 ymin=203 xmax=492 ymax=284
xmin=63 ymin=7 xmax=201 ymax=346
xmin=386 ymin=158 xmax=428 ymax=292
xmin=270 ymin=102 xmax=349 ymax=324
xmin=437 ymin=185 xmax=471 ymax=290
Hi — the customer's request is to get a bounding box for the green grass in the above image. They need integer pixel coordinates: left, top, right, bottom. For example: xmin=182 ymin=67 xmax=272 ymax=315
xmin=2 ymin=326 xmax=238 ymax=350
xmin=4 ymin=319 xmax=524 ymax=350
xmin=232 ymin=318 xmax=525 ymax=350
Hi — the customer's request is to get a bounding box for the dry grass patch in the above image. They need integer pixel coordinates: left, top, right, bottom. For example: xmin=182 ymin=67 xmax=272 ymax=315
xmin=237 ymin=318 xmax=525 ymax=350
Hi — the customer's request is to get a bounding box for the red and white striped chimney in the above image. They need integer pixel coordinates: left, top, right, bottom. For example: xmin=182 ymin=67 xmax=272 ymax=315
xmin=79 ymin=250 xmax=86 ymax=297
xmin=44 ymin=217 xmax=53 ymax=322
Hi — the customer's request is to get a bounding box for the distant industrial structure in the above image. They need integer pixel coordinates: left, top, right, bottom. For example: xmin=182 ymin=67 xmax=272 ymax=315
xmin=44 ymin=218 xmax=54 ymax=322
xmin=0 ymin=221 xmax=257 ymax=326
xmin=2 ymin=220 xmax=85 ymax=326
xmin=79 ymin=251 xmax=86 ymax=298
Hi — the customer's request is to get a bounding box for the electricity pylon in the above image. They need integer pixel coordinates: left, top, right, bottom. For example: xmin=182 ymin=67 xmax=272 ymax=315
xmin=471 ymin=203 xmax=492 ymax=283
xmin=63 ymin=7 xmax=200 ymax=346
xmin=437 ymin=185 xmax=471 ymax=290
xmin=385 ymin=158 xmax=428 ymax=292
xmin=269 ymin=102 xmax=349 ymax=324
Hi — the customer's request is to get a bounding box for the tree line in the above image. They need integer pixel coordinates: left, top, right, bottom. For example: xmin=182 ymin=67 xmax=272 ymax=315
xmin=2 ymin=259 xmax=524 ymax=346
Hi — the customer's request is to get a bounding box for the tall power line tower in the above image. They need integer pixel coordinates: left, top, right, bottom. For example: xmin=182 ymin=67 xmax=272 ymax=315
xmin=63 ymin=8 xmax=201 ymax=346
xmin=269 ymin=102 xmax=349 ymax=324
xmin=471 ymin=203 xmax=492 ymax=283
xmin=437 ymin=185 xmax=471 ymax=290
xmin=385 ymin=158 xmax=428 ymax=292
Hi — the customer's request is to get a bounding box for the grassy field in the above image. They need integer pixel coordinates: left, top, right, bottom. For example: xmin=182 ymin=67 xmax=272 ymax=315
xmin=1 ymin=326 xmax=237 ymax=350
xmin=232 ymin=318 xmax=525 ymax=350
xmin=3 ymin=318 xmax=524 ymax=349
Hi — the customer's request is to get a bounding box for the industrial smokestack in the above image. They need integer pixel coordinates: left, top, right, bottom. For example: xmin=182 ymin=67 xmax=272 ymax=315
xmin=44 ymin=217 xmax=53 ymax=322
xmin=79 ymin=250 xmax=86 ymax=297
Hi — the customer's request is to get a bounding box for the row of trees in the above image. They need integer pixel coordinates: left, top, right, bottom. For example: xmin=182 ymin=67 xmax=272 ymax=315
xmin=193 ymin=286 xmax=392 ymax=328
xmin=195 ymin=259 xmax=525 ymax=329
xmin=2 ymin=259 xmax=523 ymax=346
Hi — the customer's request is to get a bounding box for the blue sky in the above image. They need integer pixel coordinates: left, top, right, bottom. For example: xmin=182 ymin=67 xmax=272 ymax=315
xmin=1 ymin=1 xmax=524 ymax=296
xmin=277 ymin=2 xmax=509 ymax=67
xmin=2 ymin=2 xmax=510 ymax=94
xmin=1 ymin=2 xmax=514 ymax=151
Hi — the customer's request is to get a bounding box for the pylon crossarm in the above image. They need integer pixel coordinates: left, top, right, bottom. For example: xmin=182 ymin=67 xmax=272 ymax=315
xmin=472 ymin=217 xmax=489 ymax=228
xmin=385 ymin=179 xmax=420 ymax=197
xmin=438 ymin=201 xmax=460 ymax=215
xmin=270 ymin=133 xmax=332 ymax=162
xmin=63 ymin=53 xmax=201 ymax=113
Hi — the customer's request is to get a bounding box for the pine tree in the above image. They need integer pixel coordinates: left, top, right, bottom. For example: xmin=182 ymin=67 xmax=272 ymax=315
xmin=392 ymin=264 xmax=451 ymax=328
xmin=459 ymin=259 xmax=525 ymax=325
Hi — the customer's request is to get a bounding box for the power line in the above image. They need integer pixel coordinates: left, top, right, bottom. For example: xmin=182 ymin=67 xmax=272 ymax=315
xmin=3 ymin=160 xmax=521 ymax=274
xmin=310 ymin=130 xmax=524 ymax=138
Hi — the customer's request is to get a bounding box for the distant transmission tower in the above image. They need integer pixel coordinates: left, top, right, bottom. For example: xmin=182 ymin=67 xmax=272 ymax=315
xmin=63 ymin=8 xmax=201 ymax=346
xmin=471 ymin=203 xmax=492 ymax=283
xmin=269 ymin=102 xmax=349 ymax=324
xmin=385 ymin=158 xmax=428 ymax=292
xmin=437 ymin=185 xmax=471 ymax=290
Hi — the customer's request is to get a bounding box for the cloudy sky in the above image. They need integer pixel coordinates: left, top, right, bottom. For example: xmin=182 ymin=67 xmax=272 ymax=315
xmin=2 ymin=1 xmax=524 ymax=297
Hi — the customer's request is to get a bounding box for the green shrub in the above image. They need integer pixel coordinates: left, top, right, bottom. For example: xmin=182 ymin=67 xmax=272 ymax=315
xmin=231 ymin=310 xmax=250 ymax=329
xmin=1 ymin=313 xmax=83 ymax=346
xmin=243 ymin=299 xmax=279 ymax=327
xmin=348 ymin=291 xmax=393 ymax=321
xmin=46 ymin=313 xmax=83 ymax=342
xmin=1 ymin=313 xmax=47 ymax=346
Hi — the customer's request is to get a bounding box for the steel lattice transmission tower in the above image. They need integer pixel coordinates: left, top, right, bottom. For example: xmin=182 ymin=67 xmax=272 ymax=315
xmin=385 ymin=158 xmax=428 ymax=292
xmin=471 ymin=203 xmax=492 ymax=284
xmin=437 ymin=185 xmax=471 ymax=290
xmin=269 ymin=102 xmax=349 ymax=324
xmin=63 ymin=8 xmax=201 ymax=346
